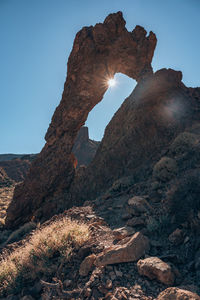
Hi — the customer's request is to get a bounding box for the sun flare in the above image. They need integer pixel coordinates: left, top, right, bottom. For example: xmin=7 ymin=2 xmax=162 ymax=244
xmin=108 ymin=78 xmax=116 ymax=87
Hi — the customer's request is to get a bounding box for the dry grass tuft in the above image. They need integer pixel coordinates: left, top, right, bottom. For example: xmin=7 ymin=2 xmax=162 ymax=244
xmin=0 ymin=217 xmax=89 ymax=296
xmin=0 ymin=185 xmax=15 ymax=226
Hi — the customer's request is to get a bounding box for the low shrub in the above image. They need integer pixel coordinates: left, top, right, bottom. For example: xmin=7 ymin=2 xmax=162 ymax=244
xmin=166 ymin=170 xmax=200 ymax=224
xmin=5 ymin=222 xmax=37 ymax=245
xmin=0 ymin=217 xmax=89 ymax=296
xmin=153 ymin=157 xmax=177 ymax=182
xmin=170 ymin=132 xmax=198 ymax=155
xmin=146 ymin=214 xmax=172 ymax=236
xmin=109 ymin=176 xmax=134 ymax=193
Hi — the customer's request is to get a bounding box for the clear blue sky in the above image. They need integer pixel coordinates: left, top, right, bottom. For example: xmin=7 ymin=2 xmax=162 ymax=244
xmin=0 ymin=0 xmax=199 ymax=154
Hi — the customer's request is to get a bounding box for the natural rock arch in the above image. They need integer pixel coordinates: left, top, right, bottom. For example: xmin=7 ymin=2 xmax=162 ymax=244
xmin=5 ymin=12 xmax=157 ymax=227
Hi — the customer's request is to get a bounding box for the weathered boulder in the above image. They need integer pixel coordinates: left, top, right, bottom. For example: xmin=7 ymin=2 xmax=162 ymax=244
xmin=157 ymin=287 xmax=200 ymax=300
xmin=137 ymin=257 xmax=174 ymax=285
xmin=6 ymin=11 xmax=157 ymax=228
xmin=95 ymin=232 xmax=149 ymax=266
xmin=112 ymin=226 xmax=135 ymax=240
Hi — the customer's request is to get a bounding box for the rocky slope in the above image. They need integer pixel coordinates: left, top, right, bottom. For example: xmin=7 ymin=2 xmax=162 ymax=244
xmin=5 ymin=11 xmax=157 ymax=228
xmin=0 ymin=167 xmax=13 ymax=188
xmin=2 ymin=11 xmax=200 ymax=298
xmin=0 ymin=159 xmax=32 ymax=183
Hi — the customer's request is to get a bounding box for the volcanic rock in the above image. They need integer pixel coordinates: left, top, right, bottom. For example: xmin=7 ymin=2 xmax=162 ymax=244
xmin=95 ymin=232 xmax=149 ymax=266
xmin=72 ymin=126 xmax=99 ymax=167
xmin=79 ymin=253 xmax=96 ymax=276
xmin=71 ymin=68 xmax=199 ymax=203
xmin=6 ymin=11 xmax=157 ymax=227
xmin=157 ymin=287 xmax=200 ymax=300
xmin=137 ymin=256 xmax=175 ymax=285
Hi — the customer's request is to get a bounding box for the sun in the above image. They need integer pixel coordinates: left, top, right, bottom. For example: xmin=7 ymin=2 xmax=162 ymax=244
xmin=108 ymin=78 xmax=116 ymax=87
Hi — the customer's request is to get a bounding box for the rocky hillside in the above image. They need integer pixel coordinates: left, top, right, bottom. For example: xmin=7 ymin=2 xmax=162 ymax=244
xmin=0 ymin=167 xmax=13 ymax=187
xmin=0 ymin=159 xmax=32 ymax=183
xmin=1 ymin=11 xmax=200 ymax=300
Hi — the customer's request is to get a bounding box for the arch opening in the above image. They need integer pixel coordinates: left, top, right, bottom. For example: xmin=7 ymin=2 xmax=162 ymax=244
xmin=86 ymin=73 xmax=137 ymax=142
xmin=72 ymin=73 xmax=136 ymax=168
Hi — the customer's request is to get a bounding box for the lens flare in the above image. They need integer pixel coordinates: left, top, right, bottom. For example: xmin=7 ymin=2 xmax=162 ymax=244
xmin=108 ymin=78 xmax=116 ymax=87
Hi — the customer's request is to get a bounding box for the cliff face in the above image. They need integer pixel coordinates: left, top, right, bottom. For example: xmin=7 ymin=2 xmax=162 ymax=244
xmin=6 ymin=11 xmax=157 ymax=228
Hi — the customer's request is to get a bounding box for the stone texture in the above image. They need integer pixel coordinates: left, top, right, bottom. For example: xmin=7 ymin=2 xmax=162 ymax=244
xmin=112 ymin=226 xmax=135 ymax=240
xmin=95 ymin=232 xmax=149 ymax=266
xmin=137 ymin=257 xmax=174 ymax=285
xmin=72 ymin=126 xmax=99 ymax=167
xmin=157 ymin=287 xmax=200 ymax=300
xmin=79 ymin=254 xmax=96 ymax=276
xmin=6 ymin=11 xmax=157 ymax=228
xmin=0 ymin=158 xmax=32 ymax=182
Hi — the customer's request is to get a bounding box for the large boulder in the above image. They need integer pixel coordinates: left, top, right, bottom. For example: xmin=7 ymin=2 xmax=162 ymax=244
xmin=95 ymin=232 xmax=149 ymax=266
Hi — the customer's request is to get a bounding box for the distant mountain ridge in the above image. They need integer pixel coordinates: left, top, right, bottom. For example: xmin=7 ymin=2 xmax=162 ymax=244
xmin=0 ymin=154 xmax=27 ymax=162
xmin=0 ymin=127 xmax=98 ymax=184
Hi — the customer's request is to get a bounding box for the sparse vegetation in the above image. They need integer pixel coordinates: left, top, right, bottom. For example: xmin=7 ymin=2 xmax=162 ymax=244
xmin=166 ymin=170 xmax=200 ymax=223
xmin=0 ymin=217 xmax=89 ymax=296
xmin=146 ymin=214 xmax=172 ymax=236
xmin=153 ymin=157 xmax=177 ymax=182
xmin=170 ymin=132 xmax=198 ymax=155
xmin=0 ymin=185 xmax=15 ymax=226
xmin=109 ymin=176 xmax=134 ymax=193
xmin=5 ymin=221 xmax=37 ymax=245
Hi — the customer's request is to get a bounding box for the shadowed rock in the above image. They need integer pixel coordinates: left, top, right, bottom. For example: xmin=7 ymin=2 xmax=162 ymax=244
xmin=5 ymin=11 xmax=157 ymax=228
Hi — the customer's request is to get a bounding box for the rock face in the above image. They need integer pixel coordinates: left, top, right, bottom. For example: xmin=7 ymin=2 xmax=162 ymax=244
xmin=72 ymin=127 xmax=99 ymax=167
xmin=137 ymin=257 xmax=174 ymax=285
xmin=157 ymin=287 xmax=200 ymax=300
xmin=5 ymin=11 xmax=157 ymax=228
